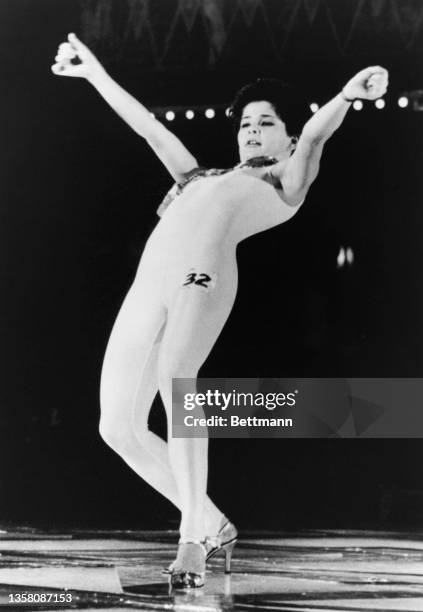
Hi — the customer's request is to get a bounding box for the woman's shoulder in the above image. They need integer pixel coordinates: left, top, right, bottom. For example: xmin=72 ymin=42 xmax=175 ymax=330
xmin=180 ymin=166 xmax=208 ymax=184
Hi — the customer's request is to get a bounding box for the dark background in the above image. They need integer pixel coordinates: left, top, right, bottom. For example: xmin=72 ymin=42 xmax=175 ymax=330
xmin=0 ymin=0 xmax=422 ymax=530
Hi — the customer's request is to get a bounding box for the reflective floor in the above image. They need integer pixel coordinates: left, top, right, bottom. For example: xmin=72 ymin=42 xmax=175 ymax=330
xmin=0 ymin=527 xmax=422 ymax=610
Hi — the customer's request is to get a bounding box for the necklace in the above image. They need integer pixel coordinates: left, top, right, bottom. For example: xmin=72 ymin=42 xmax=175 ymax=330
xmin=235 ymin=155 xmax=279 ymax=169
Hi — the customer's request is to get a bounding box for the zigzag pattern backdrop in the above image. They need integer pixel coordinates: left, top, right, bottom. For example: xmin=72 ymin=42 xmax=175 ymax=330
xmin=80 ymin=0 xmax=423 ymax=69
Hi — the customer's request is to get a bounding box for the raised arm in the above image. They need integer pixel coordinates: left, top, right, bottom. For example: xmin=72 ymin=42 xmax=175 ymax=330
xmin=51 ymin=33 xmax=198 ymax=183
xmin=279 ymin=66 xmax=389 ymax=206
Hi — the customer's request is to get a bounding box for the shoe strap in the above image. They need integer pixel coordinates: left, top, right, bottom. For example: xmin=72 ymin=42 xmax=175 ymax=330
xmin=205 ymin=520 xmax=232 ymax=549
xmin=205 ymin=534 xmax=222 ymax=549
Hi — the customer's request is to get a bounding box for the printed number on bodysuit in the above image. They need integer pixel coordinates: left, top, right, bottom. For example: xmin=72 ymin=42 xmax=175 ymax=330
xmin=183 ymin=269 xmax=217 ymax=292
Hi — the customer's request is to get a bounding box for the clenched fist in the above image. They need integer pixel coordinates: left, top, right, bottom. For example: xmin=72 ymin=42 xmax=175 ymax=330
xmin=343 ymin=66 xmax=389 ymax=101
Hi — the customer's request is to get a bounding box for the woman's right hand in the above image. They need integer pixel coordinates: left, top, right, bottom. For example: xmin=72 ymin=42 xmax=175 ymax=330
xmin=51 ymin=33 xmax=105 ymax=81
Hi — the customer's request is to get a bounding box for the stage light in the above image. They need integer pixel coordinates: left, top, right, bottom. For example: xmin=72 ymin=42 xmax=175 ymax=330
xmin=185 ymin=110 xmax=194 ymax=120
xmin=165 ymin=111 xmax=175 ymax=121
xmin=205 ymin=108 xmax=215 ymax=119
xmin=337 ymin=247 xmax=346 ymax=268
xmin=310 ymin=102 xmax=319 ymax=113
xmin=353 ymin=100 xmax=363 ymax=111
xmin=375 ymin=99 xmax=385 ymax=109
xmin=397 ymin=90 xmax=423 ymax=111
xmin=225 ymin=108 xmax=231 ymax=117
xmin=346 ymin=247 xmax=354 ymax=265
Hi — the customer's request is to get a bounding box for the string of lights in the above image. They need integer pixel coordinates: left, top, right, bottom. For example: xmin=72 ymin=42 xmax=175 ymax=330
xmin=151 ymin=94 xmax=420 ymax=121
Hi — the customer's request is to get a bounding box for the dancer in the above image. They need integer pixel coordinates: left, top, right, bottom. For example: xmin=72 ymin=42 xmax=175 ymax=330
xmin=52 ymin=33 xmax=388 ymax=588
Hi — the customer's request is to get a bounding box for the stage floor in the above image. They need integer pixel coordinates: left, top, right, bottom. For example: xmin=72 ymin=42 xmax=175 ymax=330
xmin=0 ymin=527 xmax=422 ymax=611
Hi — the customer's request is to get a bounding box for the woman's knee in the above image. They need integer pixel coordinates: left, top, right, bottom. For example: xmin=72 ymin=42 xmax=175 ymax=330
xmin=99 ymin=415 xmax=132 ymax=452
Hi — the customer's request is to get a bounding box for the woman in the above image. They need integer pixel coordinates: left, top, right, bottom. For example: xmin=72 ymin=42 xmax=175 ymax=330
xmin=52 ymin=33 xmax=388 ymax=588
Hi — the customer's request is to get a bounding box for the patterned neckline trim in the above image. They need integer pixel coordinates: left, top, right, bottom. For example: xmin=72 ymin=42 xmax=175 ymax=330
xmin=177 ymin=156 xmax=279 ymax=190
xmin=235 ymin=155 xmax=279 ymax=169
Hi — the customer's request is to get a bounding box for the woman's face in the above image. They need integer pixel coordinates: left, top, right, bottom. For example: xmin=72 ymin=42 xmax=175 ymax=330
xmin=237 ymin=100 xmax=293 ymax=162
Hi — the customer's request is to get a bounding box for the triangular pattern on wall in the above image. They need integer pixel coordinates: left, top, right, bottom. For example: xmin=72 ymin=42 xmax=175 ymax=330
xmin=124 ymin=0 xmax=150 ymax=40
xmin=302 ymin=0 xmax=322 ymax=23
xmin=238 ymin=0 xmax=262 ymax=27
xmin=179 ymin=0 xmax=202 ymax=31
xmin=79 ymin=0 xmax=423 ymax=69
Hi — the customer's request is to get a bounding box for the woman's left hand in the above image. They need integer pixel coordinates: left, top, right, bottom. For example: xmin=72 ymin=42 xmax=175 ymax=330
xmin=343 ymin=66 xmax=389 ymax=101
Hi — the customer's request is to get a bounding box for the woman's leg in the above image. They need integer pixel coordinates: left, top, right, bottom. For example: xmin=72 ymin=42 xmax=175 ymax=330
xmin=158 ymin=263 xmax=237 ymax=542
xmin=99 ymin=281 xmax=224 ymax=533
xmin=131 ymin=337 xmax=225 ymax=535
xmin=99 ymin=282 xmax=169 ymax=492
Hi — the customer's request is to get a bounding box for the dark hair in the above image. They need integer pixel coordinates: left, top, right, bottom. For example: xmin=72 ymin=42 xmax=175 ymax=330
xmin=229 ymin=78 xmax=310 ymax=138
